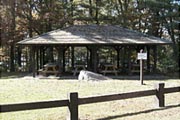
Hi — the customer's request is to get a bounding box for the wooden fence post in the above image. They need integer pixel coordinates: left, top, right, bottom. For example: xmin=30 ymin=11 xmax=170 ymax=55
xmin=67 ymin=92 xmax=78 ymax=120
xmin=155 ymin=83 xmax=165 ymax=107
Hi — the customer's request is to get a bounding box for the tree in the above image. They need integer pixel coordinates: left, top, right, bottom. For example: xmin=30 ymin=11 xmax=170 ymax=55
xmin=1 ymin=0 xmax=17 ymax=72
xmin=0 ymin=0 xmax=179 ymax=74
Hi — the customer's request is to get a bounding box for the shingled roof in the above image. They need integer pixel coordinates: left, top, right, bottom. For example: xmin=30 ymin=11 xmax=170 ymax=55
xmin=17 ymin=25 xmax=172 ymax=45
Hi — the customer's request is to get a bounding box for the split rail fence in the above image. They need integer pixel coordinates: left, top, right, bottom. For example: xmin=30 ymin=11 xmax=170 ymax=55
xmin=1 ymin=83 xmax=180 ymax=120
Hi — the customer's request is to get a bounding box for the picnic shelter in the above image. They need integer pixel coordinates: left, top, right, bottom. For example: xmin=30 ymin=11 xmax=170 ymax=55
xmin=17 ymin=25 xmax=172 ymax=77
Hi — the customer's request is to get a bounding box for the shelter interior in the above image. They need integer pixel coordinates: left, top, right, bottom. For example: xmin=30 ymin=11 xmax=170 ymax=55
xmin=30 ymin=44 xmax=158 ymax=77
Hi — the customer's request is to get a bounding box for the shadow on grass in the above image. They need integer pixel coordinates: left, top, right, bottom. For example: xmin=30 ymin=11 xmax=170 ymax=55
xmin=0 ymin=72 xmax=31 ymax=79
xmin=97 ymin=104 xmax=180 ymax=120
xmin=1 ymin=72 xmax=179 ymax=80
xmin=108 ymin=75 xmax=179 ymax=80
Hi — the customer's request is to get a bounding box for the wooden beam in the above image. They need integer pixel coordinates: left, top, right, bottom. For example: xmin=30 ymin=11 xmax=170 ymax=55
xmin=127 ymin=46 xmax=132 ymax=75
xmin=86 ymin=46 xmax=92 ymax=70
xmin=87 ymin=45 xmax=99 ymax=72
xmin=63 ymin=49 xmax=65 ymax=72
xmin=146 ymin=45 xmax=150 ymax=73
xmin=79 ymin=89 xmax=156 ymax=105
xmin=42 ymin=47 xmax=46 ymax=66
xmin=91 ymin=46 xmax=98 ymax=72
xmin=49 ymin=47 xmax=54 ymax=62
xmin=117 ymin=50 xmax=120 ymax=68
xmin=114 ymin=46 xmax=122 ymax=69
xmin=86 ymin=47 xmax=89 ymax=70
xmin=1 ymin=100 xmax=68 ymax=113
xmin=71 ymin=46 xmax=74 ymax=69
xmin=39 ymin=46 xmax=43 ymax=69
xmin=164 ymin=86 xmax=180 ymax=93
xmin=153 ymin=45 xmax=157 ymax=72
xmin=36 ymin=48 xmax=39 ymax=74
xmin=121 ymin=46 xmax=126 ymax=73
xmin=57 ymin=46 xmax=64 ymax=76
xmin=32 ymin=47 xmax=36 ymax=77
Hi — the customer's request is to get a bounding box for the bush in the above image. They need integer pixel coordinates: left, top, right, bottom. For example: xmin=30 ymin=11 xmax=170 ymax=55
xmin=157 ymin=46 xmax=178 ymax=74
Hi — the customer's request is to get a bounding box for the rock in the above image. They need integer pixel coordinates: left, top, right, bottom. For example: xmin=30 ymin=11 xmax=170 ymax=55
xmin=78 ymin=70 xmax=111 ymax=81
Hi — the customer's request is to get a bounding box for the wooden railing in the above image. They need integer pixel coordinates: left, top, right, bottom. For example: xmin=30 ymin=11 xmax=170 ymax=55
xmin=1 ymin=83 xmax=179 ymax=120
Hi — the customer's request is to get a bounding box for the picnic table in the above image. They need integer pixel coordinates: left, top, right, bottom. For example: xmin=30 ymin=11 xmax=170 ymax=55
xmin=72 ymin=65 xmax=86 ymax=76
xmin=38 ymin=63 xmax=59 ymax=76
xmin=101 ymin=64 xmax=118 ymax=76
xmin=131 ymin=64 xmax=140 ymax=73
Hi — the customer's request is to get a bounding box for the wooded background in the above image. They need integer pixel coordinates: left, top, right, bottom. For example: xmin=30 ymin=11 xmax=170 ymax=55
xmin=0 ymin=0 xmax=179 ymax=75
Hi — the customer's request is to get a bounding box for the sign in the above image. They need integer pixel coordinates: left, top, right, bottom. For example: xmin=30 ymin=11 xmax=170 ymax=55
xmin=137 ymin=53 xmax=147 ymax=60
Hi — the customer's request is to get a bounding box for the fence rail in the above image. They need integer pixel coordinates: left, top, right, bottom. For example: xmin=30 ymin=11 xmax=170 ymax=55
xmin=164 ymin=87 xmax=180 ymax=93
xmin=0 ymin=100 xmax=68 ymax=113
xmin=78 ymin=89 xmax=156 ymax=105
xmin=0 ymin=83 xmax=179 ymax=120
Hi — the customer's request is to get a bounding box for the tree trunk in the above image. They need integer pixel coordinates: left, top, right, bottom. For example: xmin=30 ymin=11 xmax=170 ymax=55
xmin=95 ymin=0 xmax=99 ymax=24
xmin=10 ymin=0 xmax=16 ymax=72
xmin=17 ymin=47 xmax=22 ymax=67
xmin=89 ymin=0 xmax=93 ymax=17
xmin=10 ymin=45 xmax=15 ymax=72
xmin=28 ymin=0 xmax=33 ymax=38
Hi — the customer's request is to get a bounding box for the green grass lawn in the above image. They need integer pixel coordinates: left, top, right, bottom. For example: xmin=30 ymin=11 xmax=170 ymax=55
xmin=0 ymin=76 xmax=180 ymax=120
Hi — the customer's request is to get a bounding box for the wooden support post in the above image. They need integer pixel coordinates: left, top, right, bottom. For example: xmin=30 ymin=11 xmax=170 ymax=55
xmin=153 ymin=46 xmax=157 ymax=72
xmin=17 ymin=46 xmax=22 ymax=68
xmin=86 ymin=47 xmax=92 ymax=70
xmin=63 ymin=49 xmax=66 ymax=72
xmin=49 ymin=47 xmax=54 ymax=62
xmin=117 ymin=49 xmax=120 ymax=68
xmin=58 ymin=47 xmax=64 ymax=76
xmin=67 ymin=92 xmax=78 ymax=120
xmin=86 ymin=47 xmax=89 ymax=70
xmin=36 ymin=48 xmax=39 ymax=74
xmin=29 ymin=47 xmax=33 ymax=72
xmin=39 ymin=47 xmax=43 ymax=69
xmin=42 ymin=47 xmax=46 ymax=66
xmin=114 ymin=46 xmax=121 ymax=69
xmin=90 ymin=46 xmax=98 ymax=72
xmin=146 ymin=46 xmax=150 ymax=73
xmin=71 ymin=46 xmax=74 ymax=69
xmin=128 ymin=46 xmax=132 ymax=75
xmin=32 ymin=47 xmax=36 ymax=78
xmin=121 ymin=46 xmax=125 ymax=73
xmin=155 ymin=83 xmax=165 ymax=107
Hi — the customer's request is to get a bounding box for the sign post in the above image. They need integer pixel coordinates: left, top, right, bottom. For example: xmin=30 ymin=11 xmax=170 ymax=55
xmin=137 ymin=49 xmax=147 ymax=85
